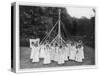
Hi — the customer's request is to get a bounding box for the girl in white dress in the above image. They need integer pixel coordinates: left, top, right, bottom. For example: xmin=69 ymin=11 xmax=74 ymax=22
xmin=64 ymin=45 xmax=69 ymax=61
xmin=39 ymin=44 xmax=45 ymax=59
xmin=67 ymin=43 xmax=71 ymax=58
xmin=32 ymin=44 xmax=40 ymax=62
xmin=30 ymin=42 xmax=35 ymax=59
xmin=75 ymin=45 xmax=84 ymax=62
xmin=69 ymin=43 xmax=77 ymax=60
xmin=43 ymin=45 xmax=51 ymax=64
xmin=57 ymin=46 xmax=65 ymax=64
xmin=54 ymin=46 xmax=59 ymax=62
xmin=50 ymin=45 xmax=55 ymax=61
xmin=61 ymin=46 xmax=66 ymax=62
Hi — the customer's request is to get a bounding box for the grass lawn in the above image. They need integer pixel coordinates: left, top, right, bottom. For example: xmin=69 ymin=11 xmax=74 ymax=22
xmin=20 ymin=46 xmax=95 ymax=69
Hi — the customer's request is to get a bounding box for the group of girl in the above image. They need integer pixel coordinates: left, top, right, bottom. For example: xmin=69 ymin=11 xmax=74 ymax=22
xmin=30 ymin=41 xmax=84 ymax=64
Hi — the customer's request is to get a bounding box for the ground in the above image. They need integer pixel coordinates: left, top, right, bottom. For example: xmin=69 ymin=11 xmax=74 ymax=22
xmin=20 ymin=46 xmax=95 ymax=69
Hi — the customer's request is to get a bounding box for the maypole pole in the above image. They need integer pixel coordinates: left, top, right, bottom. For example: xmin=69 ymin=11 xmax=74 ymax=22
xmin=58 ymin=9 xmax=62 ymax=46
xmin=58 ymin=9 xmax=61 ymax=38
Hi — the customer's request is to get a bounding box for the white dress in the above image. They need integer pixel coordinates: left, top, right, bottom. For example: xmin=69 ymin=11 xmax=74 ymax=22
xmin=39 ymin=45 xmax=45 ymax=58
xmin=57 ymin=48 xmax=65 ymax=64
xmin=54 ymin=47 xmax=59 ymax=62
xmin=30 ymin=47 xmax=35 ymax=59
xmin=75 ymin=46 xmax=84 ymax=62
xmin=50 ymin=47 xmax=55 ymax=61
xmin=69 ymin=46 xmax=77 ymax=60
xmin=32 ymin=47 xmax=40 ymax=62
xmin=64 ymin=46 xmax=69 ymax=61
xmin=43 ymin=47 xmax=51 ymax=64
xmin=67 ymin=44 xmax=71 ymax=57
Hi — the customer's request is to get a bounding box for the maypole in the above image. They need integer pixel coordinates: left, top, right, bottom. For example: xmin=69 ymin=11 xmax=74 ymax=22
xmin=58 ymin=9 xmax=62 ymax=46
xmin=50 ymin=9 xmax=67 ymax=47
xmin=58 ymin=9 xmax=61 ymax=38
xmin=41 ymin=8 xmax=69 ymax=47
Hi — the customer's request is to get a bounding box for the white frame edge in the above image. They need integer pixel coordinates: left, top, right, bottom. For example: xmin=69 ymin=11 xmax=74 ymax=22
xmin=14 ymin=1 xmax=97 ymax=73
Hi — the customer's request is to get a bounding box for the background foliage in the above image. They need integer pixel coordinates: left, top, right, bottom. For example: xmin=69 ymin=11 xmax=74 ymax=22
xmin=19 ymin=5 xmax=95 ymax=48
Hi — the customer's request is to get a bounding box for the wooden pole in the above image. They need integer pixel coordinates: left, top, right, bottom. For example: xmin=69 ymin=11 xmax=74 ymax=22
xmin=58 ymin=9 xmax=61 ymax=38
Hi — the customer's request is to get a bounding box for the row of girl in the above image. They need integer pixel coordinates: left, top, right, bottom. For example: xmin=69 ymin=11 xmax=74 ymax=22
xmin=30 ymin=42 xmax=84 ymax=64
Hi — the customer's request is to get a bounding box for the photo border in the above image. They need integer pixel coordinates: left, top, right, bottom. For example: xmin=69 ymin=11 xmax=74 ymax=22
xmin=13 ymin=1 xmax=97 ymax=73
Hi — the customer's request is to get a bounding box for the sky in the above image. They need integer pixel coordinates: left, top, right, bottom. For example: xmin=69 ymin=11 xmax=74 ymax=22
xmin=66 ymin=7 xmax=95 ymax=19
